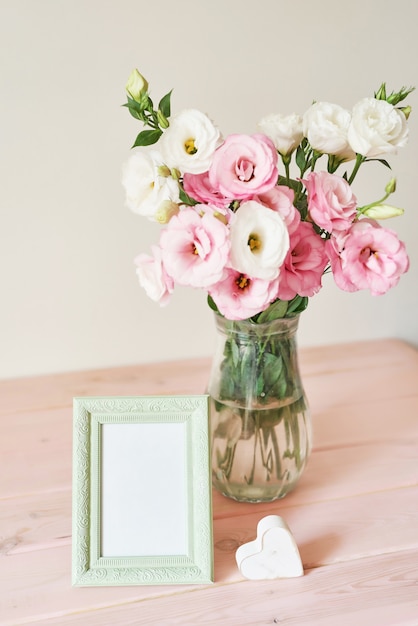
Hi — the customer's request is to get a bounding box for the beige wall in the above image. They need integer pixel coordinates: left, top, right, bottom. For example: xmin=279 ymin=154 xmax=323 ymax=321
xmin=1 ymin=0 xmax=417 ymax=379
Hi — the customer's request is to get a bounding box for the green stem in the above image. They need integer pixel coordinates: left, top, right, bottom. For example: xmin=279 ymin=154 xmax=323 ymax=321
xmin=282 ymin=154 xmax=291 ymax=185
xmin=289 ymin=410 xmax=301 ymax=469
xmin=246 ymin=420 xmax=259 ymax=485
xmin=270 ymin=425 xmax=283 ymax=480
xmin=357 ymin=189 xmax=393 ymax=214
xmin=327 ymin=154 xmax=342 ymax=174
xmin=285 ymin=161 xmax=290 ymax=184
xmin=310 ymin=151 xmax=322 ymax=172
xmin=348 ymin=154 xmax=366 ymax=185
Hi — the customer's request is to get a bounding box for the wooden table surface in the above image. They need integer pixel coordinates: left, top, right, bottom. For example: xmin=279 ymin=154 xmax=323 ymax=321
xmin=1 ymin=339 xmax=418 ymax=625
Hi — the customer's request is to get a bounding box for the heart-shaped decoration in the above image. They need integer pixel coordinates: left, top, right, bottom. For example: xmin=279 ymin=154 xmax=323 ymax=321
xmin=235 ymin=515 xmax=304 ymax=580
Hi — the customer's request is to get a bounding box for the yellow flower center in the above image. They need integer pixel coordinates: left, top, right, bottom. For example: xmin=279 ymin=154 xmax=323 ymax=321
xmin=184 ymin=138 xmax=197 ymax=155
xmin=236 ymin=275 xmax=250 ymax=290
xmin=248 ymin=233 xmax=262 ymax=253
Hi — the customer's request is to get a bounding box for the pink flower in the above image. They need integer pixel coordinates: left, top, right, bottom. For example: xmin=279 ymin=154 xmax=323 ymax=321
xmin=255 ymin=185 xmax=301 ymax=234
xmin=277 ymin=222 xmax=328 ymax=300
xmin=208 ymin=267 xmax=278 ymax=321
xmin=134 ymin=245 xmax=174 ymax=306
xmin=183 ymin=171 xmax=231 ymax=208
xmin=303 ymin=171 xmax=357 ymax=233
xmin=159 ymin=207 xmax=230 ymax=288
xmin=326 ymin=219 xmax=409 ymax=295
xmin=209 ymin=133 xmax=279 ymax=200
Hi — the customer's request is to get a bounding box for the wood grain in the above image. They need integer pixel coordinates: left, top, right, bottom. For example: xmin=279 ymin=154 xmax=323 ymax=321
xmin=1 ymin=339 xmax=417 ymax=625
xmin=7 ymin=550 xmax=418 ymax=626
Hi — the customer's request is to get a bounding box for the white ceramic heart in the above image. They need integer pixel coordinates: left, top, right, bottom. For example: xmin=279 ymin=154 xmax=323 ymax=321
xmin=235 ymin=515 xmax=304 ymax=580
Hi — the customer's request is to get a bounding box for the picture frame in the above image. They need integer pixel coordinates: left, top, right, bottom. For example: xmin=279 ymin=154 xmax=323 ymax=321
xmin=72 ymin=395 xmax=213 ymax=586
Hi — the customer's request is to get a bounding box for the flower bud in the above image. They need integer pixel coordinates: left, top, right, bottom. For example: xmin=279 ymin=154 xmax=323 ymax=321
xmin=374 ymin=84 xmax=414 ymax=106
xmin=374 ymin=83 xmax=387 ymax=101
xmin=213 ymin=211 xmax=229 ymax=225
xmin=170 ymin=168 xmax=181 ymax=181
xmin=157 ymin=165 xmax=171 ymax=178
xmin=363 ymin=204 xmax=404 ymax=219
xmin=157 ymin=110 xmax=170 ymax=129
xmin=386 ymin=86 xmax=415 ymax=106
xmin=399 ymin=105 xmax=412 ymax=120
xmin=155 ymin=200 xmax=180 ymax=224
xmin=385 ymin=178 xmax=396 ymax=194
xmin=126 ymin=69 xmax=149 ymax=102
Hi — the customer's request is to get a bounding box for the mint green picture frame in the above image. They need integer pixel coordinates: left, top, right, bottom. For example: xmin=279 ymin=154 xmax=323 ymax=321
xmin=72 ymin=395 xmax=213 ymax=586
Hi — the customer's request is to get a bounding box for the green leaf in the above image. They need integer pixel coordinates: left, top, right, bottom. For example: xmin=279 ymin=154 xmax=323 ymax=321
xmin=240 ymin=345 xmax=254 ymax=381
xmin=132 ymin=129 xmax=162 ymax=148
xmin=295 ymin=144 xmax=306 ymax=172
xmin=365 ymin=158 xmax=392 ymax=170
xmin=128 ymin=108 xmax=143 ymax=121
xmin=294 ymin=193 xmax=308 ymax=220
xmin=158 ymin=90 xmax=172 ymax=118
xmin=231 ymin=340 xmax=240 ymax=368
xmin=179 ymin=188 xmax=198 ymax=206
xmin=257 ymin=299 xmax=288 ymax=323
xmin=256 ymin=373 xmax=265 ymax=397
xmin=286 ymin=295 xmax=309 ymax=316
xmin=277 ymin=175 xmax=303 ymax=195
xmin=262 ymin=353 xmax=283 ymax=389
xmin=219 ymin=368 xmax=235 ymax=402
xmin=123 ymin=97 xmax=143 ymax=114
xmin=122 ymin=101 xmax=144 ymax=121
xmin=269 ymin=374 xmax=288 ymax=400
xmin=207 ymin=294 xmax=219 ymax=313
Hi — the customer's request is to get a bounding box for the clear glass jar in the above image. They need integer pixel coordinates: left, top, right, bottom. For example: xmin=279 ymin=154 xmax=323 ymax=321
xmin=207 ymin=313 xmax=312 ymax=503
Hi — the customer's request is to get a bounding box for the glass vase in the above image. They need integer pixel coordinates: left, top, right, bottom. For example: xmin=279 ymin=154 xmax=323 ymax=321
xmin=207 ymin=313 xmax=312 ymax=503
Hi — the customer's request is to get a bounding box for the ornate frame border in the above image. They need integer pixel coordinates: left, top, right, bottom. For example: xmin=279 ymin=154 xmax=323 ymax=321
xmin=72 ymin=395 xmax=213 ymax=585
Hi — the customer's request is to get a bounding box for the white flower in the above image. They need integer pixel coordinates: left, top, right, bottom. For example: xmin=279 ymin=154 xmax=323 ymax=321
xmin=303 ymin=102 xmax=355 ymax=160
xmin=229 ymin=200 xmax=290 ymax=280
xmin=121 ymin=150 xmax=180 ymax=222
xmin=257 ymin=113 xmax=303 ymax=155
xmin=159 ymin=109 xmax=223 ymax=174
xmin=347 ymin=97 xmax=409 ymax=158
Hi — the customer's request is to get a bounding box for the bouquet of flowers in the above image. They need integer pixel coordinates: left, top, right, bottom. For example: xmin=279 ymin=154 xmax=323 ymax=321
xmin=121 ymin=70 xmax=413 ymax=502
xmin=122 ymin=69 xmax=412 ymax=324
